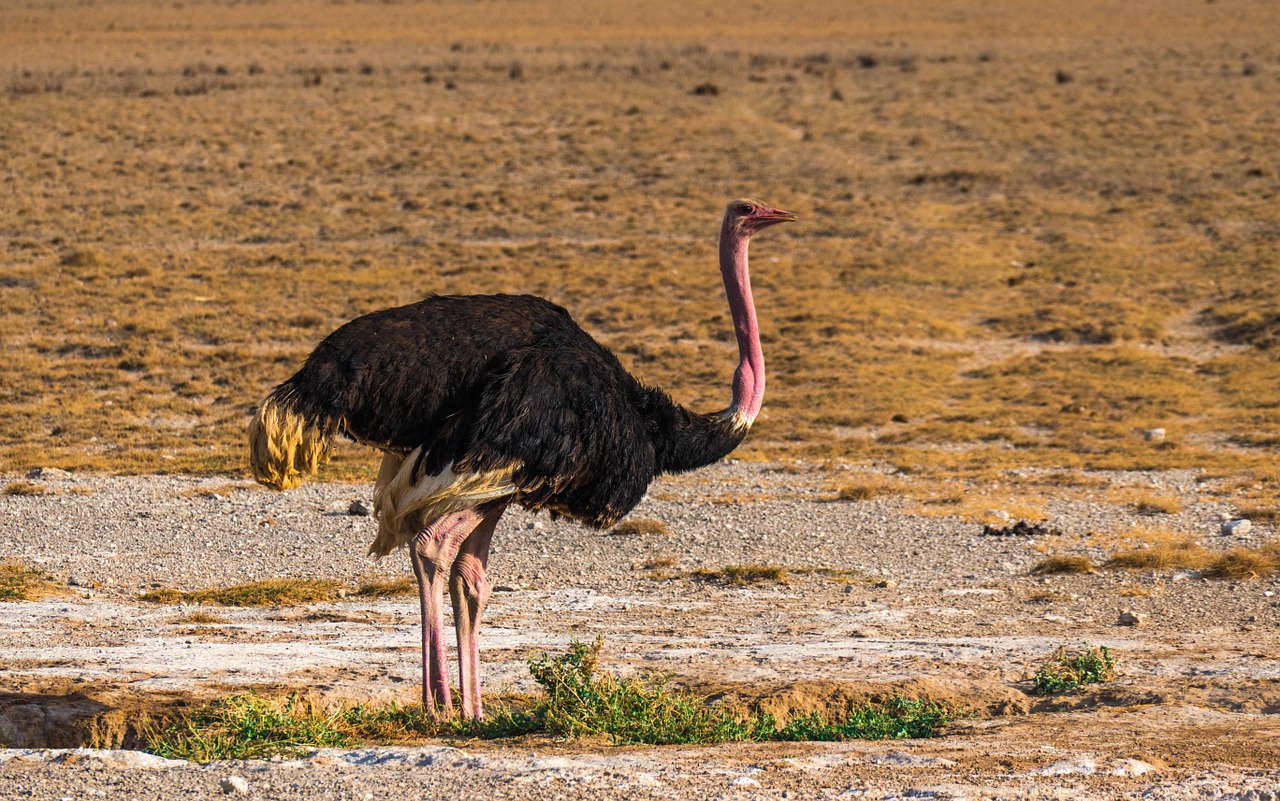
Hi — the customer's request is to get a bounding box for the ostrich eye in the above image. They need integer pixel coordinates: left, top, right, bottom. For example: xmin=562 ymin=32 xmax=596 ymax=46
xmin=739 ymin=204 xmax=754 ymax=215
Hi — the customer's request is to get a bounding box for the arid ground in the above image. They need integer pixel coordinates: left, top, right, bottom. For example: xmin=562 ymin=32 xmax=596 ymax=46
xmin=2 ymin=0 xmax=1279 ymax=797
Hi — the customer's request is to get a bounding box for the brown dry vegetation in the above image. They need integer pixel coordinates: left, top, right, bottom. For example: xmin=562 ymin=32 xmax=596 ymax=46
xmin=2 ymin=0 xmax=1279 ymax=503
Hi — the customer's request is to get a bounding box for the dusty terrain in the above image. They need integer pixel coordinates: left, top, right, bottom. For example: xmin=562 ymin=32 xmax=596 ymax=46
xmin=2 ymin=466 xmax=1278 ymax=799
xmin=3 ymin=0 xmax=1280 ymax=797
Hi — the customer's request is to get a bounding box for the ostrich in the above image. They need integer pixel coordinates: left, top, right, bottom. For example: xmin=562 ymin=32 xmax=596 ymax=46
xmin=248 ymin=198 xmax=795 ymax=720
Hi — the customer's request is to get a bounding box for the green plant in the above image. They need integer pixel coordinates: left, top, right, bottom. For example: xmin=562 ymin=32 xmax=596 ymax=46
xmin=1032 ymin=644 xmax=1118 ymax=695
xmin=145 ymin=639 xmax=963 ymax=759
xmin=145 ymin=693 xmax=354 ymax=760
xmin=775 ymin=698 xmax=957 ymax=741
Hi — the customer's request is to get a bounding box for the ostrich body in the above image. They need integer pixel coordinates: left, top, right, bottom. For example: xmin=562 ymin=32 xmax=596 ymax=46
xmin=248 ymin=199 xmax=795 ymax=719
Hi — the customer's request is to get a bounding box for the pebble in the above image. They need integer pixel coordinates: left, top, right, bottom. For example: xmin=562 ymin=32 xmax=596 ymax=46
xmin=1221 ymin=519 xmax=1252 ymax=537
xmin=1118 ymin=610 xmax=1143 ymax=626
xmin=26 ymin=467 xmax=71 ymax=479
xmin=220 ymin=775 xmax=250 ymax=794
xmin=348 ymin=500 xmax=372 ymax=517
xmin=1143 ymin=428 xmax=1166 ymax=442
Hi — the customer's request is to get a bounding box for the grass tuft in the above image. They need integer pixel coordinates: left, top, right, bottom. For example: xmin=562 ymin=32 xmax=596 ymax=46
xmin=138 ymin=579 xmax=345 ymax=606
xmin=350 ymin=578 xmax=417 ymax=598
xmin=1032 ymin=644 xmax=1118 ymax=695
xmin=692 ymin=564 xmax=789 ymax=586
xmin=832 ymin=477 xmax=895 ymax=502
xmin=773 ymin=698 xmax=958 ymax=742
xmin=1030 ymin=555 xmax=1094 ymax=575
xmin=0 ymin=562 xmax=72 ymax=602
xmin=4 ymin=481 xmax=51 ymax=496
xmin=144 ymin=693 xmax=354 ymax=761
xmin=1104 ymin=538 xmax=1211 ymax=571
xmin=610 ymin=517 xmax=671 ymax=536
xmin=1203 ymin=545 xmax=1280 ymax=580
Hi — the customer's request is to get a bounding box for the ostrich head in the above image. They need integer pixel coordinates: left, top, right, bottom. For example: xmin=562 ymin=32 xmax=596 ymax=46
xmin=722 ymin=198 xmax=798 ymax=238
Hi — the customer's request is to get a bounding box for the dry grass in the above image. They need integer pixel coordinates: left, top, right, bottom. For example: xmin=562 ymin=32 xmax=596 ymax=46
xmin=170 ymin=611 xmax=232 ymax=625
xmin=3 ymin=481 xmax=51 ymax=496
xmin=1030 ymin=556 xmax=1094 ymax=576
xmin=350 ymin=579 xmax=417 ymax=598
xmin=1 ymin=1 xmax=1279 ymax=501
xmin=1105 ymin=488 xmax=1184 ymax=516
xmin=1103 ymin=537 xmax=1280 ymax=580
xmin=0 ymin=562 xmax=73 ymax=601
xmin=693 ymin=564 xmax=790 ymax=586
xmin=140 ymin=579 xmax=345 ymax=607
xmin=1202 ymin=545 xmax=1280 ymax=581
xmin=639 ymin=556 xmax=680 ymax=580
xmin=1104 ymin=539 xmax=1213 ymax=572
xmin=611 ymin=518 xmax=671 ymax=537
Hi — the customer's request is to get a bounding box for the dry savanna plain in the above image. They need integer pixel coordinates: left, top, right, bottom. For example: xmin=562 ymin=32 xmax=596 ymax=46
xmin=2 ymin=0 xmax=1280 ymax=798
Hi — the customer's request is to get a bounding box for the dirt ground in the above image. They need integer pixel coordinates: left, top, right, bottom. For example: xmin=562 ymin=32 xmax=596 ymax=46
xmin=3 ymin=0 xmax=1280 ymax=797
xmin=2 ymin=466 xmax=1277 ymax=799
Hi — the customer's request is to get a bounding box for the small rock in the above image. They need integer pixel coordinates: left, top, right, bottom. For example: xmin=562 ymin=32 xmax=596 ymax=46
xmin=67 ymin=575 xmax=92 ymax=588
xmin=874 ymin=579 xmax=897 ymax=589
xmin=1143 ymin=428 xmax=1166 ymax=442
xmin=1171 ymin=569 xmax=1203 ymax=582
xmin=1118 ymin=609 xmax=1143 ymax=626
xmin=347 ymin=500 xmax=372 ymax=517
xmin=731 ymin=775 xmax=760 ymax=787
xmin=26 ymin=467 xmax=70 ymax=479
xmin=220 ymin=775 xmax=250 ymax=794
xmin=1221 ymin=518 xmax=1252 ymax=537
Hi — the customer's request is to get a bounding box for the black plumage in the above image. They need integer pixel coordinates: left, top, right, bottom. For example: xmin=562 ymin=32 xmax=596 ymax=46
xmin=267 ymin=293 xmax=742 ymax=526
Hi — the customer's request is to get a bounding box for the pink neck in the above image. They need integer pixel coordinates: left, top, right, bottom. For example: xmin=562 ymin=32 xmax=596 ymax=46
xmin=719 ymin=222 xmax=764 ymax=427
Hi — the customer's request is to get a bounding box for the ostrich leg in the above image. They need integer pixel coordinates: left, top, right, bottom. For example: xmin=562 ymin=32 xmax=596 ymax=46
xmin=409 ymin=508 xmax=487 ymax=717
xmin=450 ymin=503 xmax=506 ymax=720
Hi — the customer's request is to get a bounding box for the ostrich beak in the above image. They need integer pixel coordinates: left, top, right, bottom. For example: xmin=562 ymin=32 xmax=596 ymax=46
xmin=759 ymin=206 xmax=798 ymax=227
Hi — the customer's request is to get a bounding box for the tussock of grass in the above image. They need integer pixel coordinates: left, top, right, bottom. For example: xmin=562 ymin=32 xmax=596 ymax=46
xmin=1030 ymin=555 xmax=1094 ymax=575
xmin=610 ymin=518 xmax=670 ymax=536
xmin=350 ymin=579 xmax=417 ymax=598
xmin=1203 ymin=545 xmax=1280 ymax=580
xmin=1104 ymin=537 xmax=1279 ymax=580
xmin=139 ymin=579 xmax=345 ymax=607
xmin=1032 ymin=644 xmax=1118 ymax=695
xmin=831 ymin=475 xmax=898 ymax=502
xmin=639 ymin=556 xmax=679 ymax=580
xmin=0 ymin=562 xmax=72 ymax=602
xmin=145 ymin=639 xmax=961 ymax=759
xmin=3 ymin=481 xmax=51 ymax=496
xmin=1126 ymin=491 xmax=1183 ymax=516
xmin=171 ymin=611 xmax=232 ymax=624
xmin=1104 ymin=538 xmax=1211 ymax=571
xmin=692 ymin=564 xmax=789 ymax=586
xmin=1233 ymin=506 xmax=1280 ymax=523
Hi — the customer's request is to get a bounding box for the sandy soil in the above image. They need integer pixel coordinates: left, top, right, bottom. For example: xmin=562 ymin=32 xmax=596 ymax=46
xmin=2 ymin=465 xmax=1278 ymax=799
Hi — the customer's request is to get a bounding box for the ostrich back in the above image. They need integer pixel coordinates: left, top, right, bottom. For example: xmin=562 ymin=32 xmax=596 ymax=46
xmin=276 ymin=294 xmax=733 ymax=527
